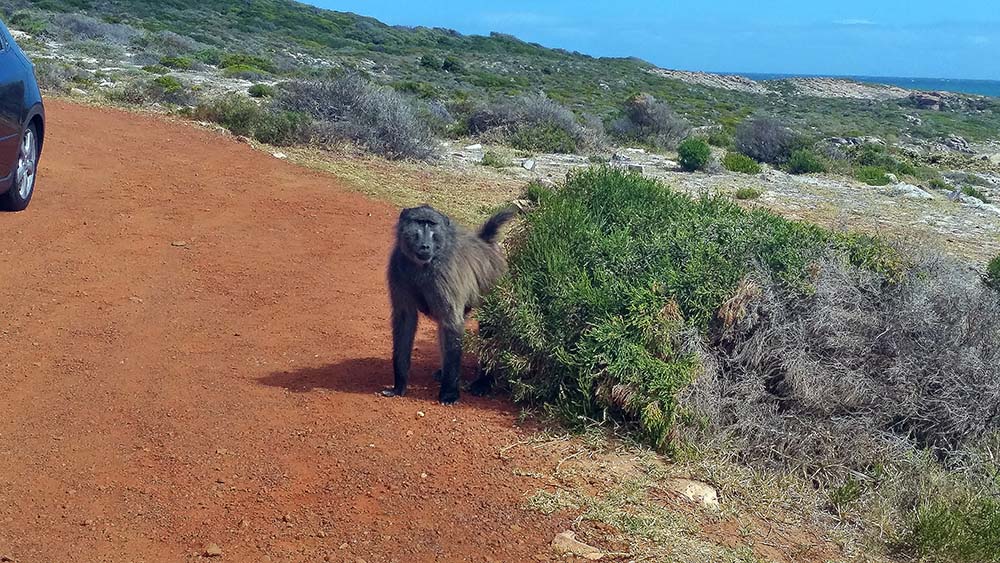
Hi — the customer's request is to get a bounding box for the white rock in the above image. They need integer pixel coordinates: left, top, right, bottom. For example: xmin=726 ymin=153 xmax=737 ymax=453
xmin=885 ymin=173 xmax=899 ymax=184
xmin=892 ymin=183 xmax=934 ymax=200
xmin=272 ymin=152 xmax=288 ymax=160
xmin=464 ymin=143 xmax=482 ymax=151
xmin=522 ymin=159 xmax=536 ymax=171
xmin=666 ymin=478 xmax=719 ymax=510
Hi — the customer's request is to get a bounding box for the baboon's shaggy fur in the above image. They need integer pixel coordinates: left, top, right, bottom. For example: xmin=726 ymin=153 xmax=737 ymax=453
xmin=384 ymin=205 xmax=515 ymax=404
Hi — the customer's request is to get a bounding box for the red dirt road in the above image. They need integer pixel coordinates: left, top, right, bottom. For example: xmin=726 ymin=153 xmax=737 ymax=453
xmin=0 ymin=101 xmax=567 ymax=562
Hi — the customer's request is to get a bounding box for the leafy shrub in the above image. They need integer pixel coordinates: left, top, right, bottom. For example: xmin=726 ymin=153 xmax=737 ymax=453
xmin=609 ymin=93 xmax=690 ymax=150
xmin=707 ymin=129 xmax=732 ymax=148
xmin=220 ymin=53 xmax=276 ymax=73
xmin=159 ymin=56 xmax=194 ymax=70
xmin=480 ymin=150 xmax=511 ymax=168
xmin=786 ymin=149 xmax=827 ymax=174
xmin=961 ymin=186 xmax=991 ymax=203
xmin=478 ymin=167 xmax=898 ymax=448
xmin=274 ymin=74 xmax=436 ymax=160
xmin=850 ymin=143 xmax=916 ymax=176
xmin=194 ymin=96 xmax=309 ymax=146
xmin=929 ymin=177 xmax=950 ymax=190
xmin=33 ymin=59 xmax=88 ymax=92
xmin=722 ymin=152 xmax=761 ymax=174
xmin=50 ymin=12 xmax=137 ymax=44
xmin=105 ymin=83 xmax=149 ymax=105
xmin=734 ymin=187 xmax=762 ymax=200
xmin=393 ymin=80 xmax=438 ymax=99
xmin=142 ymin=64 xmax=170 ymax=75
xmin=441 ymin=56 xmax=464 ymax=73
xmin=419 ymin=54 xmax=442 ymax=70
xmin=223 ymin=64 xmax=269 ymax=80
xmin=677 ymin=138 xmax=711 ymax=171
xmin=465 ymin=94 xmax=596 ymax=154
xmin=734 ymin=116 xmax=797 ymax=164
xmin=9 ymin=10 xmax=48 ymax=35
xmin=248 ymin=84 xmax=275 ymax=98
xmin=856 ymin=166 xmax=891 ymax=186
xmin=146 ymin=30 xmax=202 ymax=56
xmin=908 ymin=490 xmax=1000 ymax=561
xmin=986 ymin=255 xmax=1000 ymax=290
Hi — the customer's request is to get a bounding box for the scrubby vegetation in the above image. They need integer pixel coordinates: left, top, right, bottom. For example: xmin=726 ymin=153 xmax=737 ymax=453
xmin=609 ymin=94 xmax=690 ymax=150
xmin=734 ymin=187 xmax=762 ymax=200
xmin=785 ymin=148 xmax=827 ymax=174
xmin=856 ymin=165 xmax=893 ymax=186
xmin=987 ymin=254 xmax=1000 ymax=289
xmin=734 ymin=116 xmax=798 ymax=164
xmin=722 ymin=152 xmax=761 ymax=174
xmin=193 ymin=95 xmax=309 ymax=146
xmin=677 ymin=138 xmax=711 ymax=172
xmin=464 ymin=94 xmax=601 ymax=154
xmin=479 ymin=167 xmax=901 ymax=448
xmin=481 ymin=168 xmax=1000 ymax=560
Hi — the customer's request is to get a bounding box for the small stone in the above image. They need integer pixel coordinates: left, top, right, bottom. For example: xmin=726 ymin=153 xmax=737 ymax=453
xmin=339 ymin=543 xmax=349 ymax=549
xmin=405 ymin=430 xmax=414 ymax=437
xmin=70 ymin=87 xmax=87 ymax=97
xmin=282 ymin=514 xmax=293 ymax=523
xmin=204 ymin=543 xmax=223 ymax=557
xmin=1 ymin=555 xmax=14 ymax=562
xmin=420 ymin=473 xmax=428 ymax=479
xmin=416 ymin=411 xmax=425 ymax=418
xmin=665 ymin=478 xmax=720 ymax=510
xmin=239 ymin=519 xmax=250 ymax=528
xmin=522 ymin=159 xmax=536 ymax=171
xmin=171 ymin=241 xmax=187 ymax=247
xmin=81 ymin=519 xmax=94 ymax=527
xmin=464 ymin=143 xmax=482 ymax=150
xmin=272 ymin=152 xmax=288 ymax=160
xmin=316 ymin=530 xmax=327 ymax=538
xmin=550 ymin=531 xmax=603 ymax=560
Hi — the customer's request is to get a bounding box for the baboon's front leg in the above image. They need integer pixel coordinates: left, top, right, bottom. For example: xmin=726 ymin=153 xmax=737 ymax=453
xmin=383 ymin=307 xmax=417 ymax=397
xmin=437 ymin=322 xmax=464 ymax=405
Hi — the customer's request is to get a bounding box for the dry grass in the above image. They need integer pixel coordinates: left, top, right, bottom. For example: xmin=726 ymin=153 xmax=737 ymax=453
xmin=502 ymin=426 xmax=889 ymax=563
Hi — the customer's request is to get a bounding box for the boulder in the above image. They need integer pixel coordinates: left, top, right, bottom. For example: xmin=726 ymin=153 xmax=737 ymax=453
xmin=910 ymin=91 xmax=943 ymax=111
xmin=892 ymin=183 xmax=934 ymax=200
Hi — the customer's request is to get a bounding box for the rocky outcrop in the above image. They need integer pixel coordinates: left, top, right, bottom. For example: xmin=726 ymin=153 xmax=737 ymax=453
xmin=645 ymin=68 xmax=771 ymax=95
xmin=779 ymin=77 xmax=910 ymax=100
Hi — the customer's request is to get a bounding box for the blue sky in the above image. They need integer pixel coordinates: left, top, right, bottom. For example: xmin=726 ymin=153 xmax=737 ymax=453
xmin=308 ymin=1 xmax=998 ymax=80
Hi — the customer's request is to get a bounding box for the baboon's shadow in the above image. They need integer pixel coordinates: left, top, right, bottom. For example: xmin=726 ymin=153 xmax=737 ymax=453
xmin=257 ymin=351 xmax=506 ymax=409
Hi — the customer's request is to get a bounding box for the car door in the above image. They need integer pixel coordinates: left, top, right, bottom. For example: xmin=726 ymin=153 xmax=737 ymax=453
xmin=0 ymin=25 xmax=25 ymax=179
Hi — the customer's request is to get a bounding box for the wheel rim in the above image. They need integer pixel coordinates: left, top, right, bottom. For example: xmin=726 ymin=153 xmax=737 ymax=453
xmin=16 ymin=128 xmax=36 ymax=200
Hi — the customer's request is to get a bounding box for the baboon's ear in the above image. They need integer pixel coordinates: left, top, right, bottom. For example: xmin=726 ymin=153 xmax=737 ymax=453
xmin=399 ymin=207 xmax=413 ymax=221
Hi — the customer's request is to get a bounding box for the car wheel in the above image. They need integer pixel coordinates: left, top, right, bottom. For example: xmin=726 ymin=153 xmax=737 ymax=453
xmin=2 ymin=122 xmax=39 ymax=211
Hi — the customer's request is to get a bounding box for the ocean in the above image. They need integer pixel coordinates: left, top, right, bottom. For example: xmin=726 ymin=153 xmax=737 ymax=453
xmin=738 ymin=72 xmax=1000 ymax=98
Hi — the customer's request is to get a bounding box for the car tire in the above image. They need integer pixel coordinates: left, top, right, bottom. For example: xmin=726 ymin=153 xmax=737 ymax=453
xmin=2 ymin=122 xmax=39 ymax=212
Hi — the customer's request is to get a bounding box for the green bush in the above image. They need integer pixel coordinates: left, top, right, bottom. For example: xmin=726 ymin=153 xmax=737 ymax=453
xmin=441 ymin=55 xmax=465 ymax=73
xmin=223 ymin=64 xmax=268 ymax=79
xmin=908 ymin=496 xmax=1000 ymax=562
xmin=677 ymin=138 xmax=711 ymax=171
xmin=10 ymin=10 xmax=48 ymax=35
xmin=152 ymin=75 xmax=183 ymax=92
xmin=962 ymin=186 xmax=991 ymax=203
xmin=734 ymin=187 xmax=762 ymax=200
xmin=248 ymin=84 xmax=275 ymax=98
xmin=220 ymin=53 xmax=276 ymax=73
xmin=856 ymin=166 xmax=891 ymax=186
xmin=722 ymin=152 xmax=761 ymax=174
xmin=419 ymin=54 xmax=442 ymax=70
xmin=786 ymin=149 xmax=827 ymax=174
xmin=159 ymin=55 xmax=194 ymax=70
xmin=706 ymin=129 xmax=732 ymax=148
xmin=509 ymin=123 xmax=579 ymax=154
xmin=987 ymin=255 xmax=1000 ymax=290
xmin=929 ymin=177 xmax=950 ymax=190
xmin=850 ymin=143 xmax=916 ymax=176
xmin=478 ymin=167 xmax=894 ymax=448
xmin=194 ymin=96 xmax=309 ymax=146
xmin=480 ymin=150 xmax=512 ymax=168
xmin=142 ymin=64 xmax=170 ymax=75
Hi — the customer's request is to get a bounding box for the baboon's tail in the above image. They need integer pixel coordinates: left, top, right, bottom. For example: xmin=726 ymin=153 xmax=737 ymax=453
xmin=477 ymin=208 xmax=517 ymax=243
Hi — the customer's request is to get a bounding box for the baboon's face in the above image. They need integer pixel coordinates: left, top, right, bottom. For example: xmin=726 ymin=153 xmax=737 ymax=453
xmin=398 ymin=207 xmax=448 ymax=265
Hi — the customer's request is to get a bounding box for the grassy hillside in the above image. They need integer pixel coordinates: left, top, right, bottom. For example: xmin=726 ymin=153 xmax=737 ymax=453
xmin=5 ymin=0 xmax=1000 ymax=143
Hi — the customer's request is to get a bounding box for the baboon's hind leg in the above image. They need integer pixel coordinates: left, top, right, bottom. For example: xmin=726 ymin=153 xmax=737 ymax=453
xmin=437 ymin=321 xmax=464 ymax=405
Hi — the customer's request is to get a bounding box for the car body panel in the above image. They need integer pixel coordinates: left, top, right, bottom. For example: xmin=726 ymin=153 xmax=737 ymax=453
xmin=0 ymin=18 xmax=44 ymax=193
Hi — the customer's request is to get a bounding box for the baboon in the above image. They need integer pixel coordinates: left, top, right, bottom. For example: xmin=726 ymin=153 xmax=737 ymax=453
xmin=383 ymin=204 xmax=516 ymax=404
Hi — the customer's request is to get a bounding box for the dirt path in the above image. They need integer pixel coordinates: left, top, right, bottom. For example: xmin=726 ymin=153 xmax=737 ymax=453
xmin=0 ymin=101 xmax=568 ymax=562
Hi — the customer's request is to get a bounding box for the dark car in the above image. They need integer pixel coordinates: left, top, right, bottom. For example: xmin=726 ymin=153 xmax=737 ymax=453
xmin=0 ymin=18 xmax=43 ymax=211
